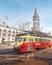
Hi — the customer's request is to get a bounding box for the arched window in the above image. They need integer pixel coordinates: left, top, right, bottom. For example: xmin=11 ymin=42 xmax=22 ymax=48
xmin=16 ymin=32 xmax=18 ymax=34
xmin=8 ymin=30 xmax=11 ymax=36
xmin=15 ymin=32 xmax=18 ymax=36
xmin=2 ymin=29 xmax=7 ymax=37
xmin=7 ymin=30 xmax=11 ymax=40
xmin=13 ymin=31 xmax=15 ymax=34
xmin=12 ymin=31 xmax=15 ymax=37
xmin=0 ymin=29 xmax=1 ymax=37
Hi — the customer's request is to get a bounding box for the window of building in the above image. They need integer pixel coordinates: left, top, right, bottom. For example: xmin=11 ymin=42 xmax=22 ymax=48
xmin=7 ymin=30 xmax=11 ymax=40
xmin=0 ymin=29 xmax=1 ymax=37
xmin=12 ymin=31 xmax=15 ymax=37
xmin=12 ymin=34 xmax=15 ymax=37
xmin=2 ymin=29 xmax=7 ymax=37
xmin=16 ymin=32 xmax=18 ymax=34
xmin=8 ymin=30 xmax=11 ymax=34
xmin=12 ymin=31 xmax=15 ymax=34
xmin=8 ymin=30 xmax=11 ymax=36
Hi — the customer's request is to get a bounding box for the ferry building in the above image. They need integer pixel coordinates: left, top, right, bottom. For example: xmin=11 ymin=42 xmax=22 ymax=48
xmin=32 ymin=8 xmax=40 ymax=32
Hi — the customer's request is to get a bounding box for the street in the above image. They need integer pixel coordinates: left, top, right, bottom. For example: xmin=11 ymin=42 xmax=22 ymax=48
xmin=0 ymin=44 xmax=52 ymax=65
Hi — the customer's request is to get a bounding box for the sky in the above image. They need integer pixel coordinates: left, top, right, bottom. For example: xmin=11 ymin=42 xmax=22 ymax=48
xmin=0 ymin=0 xmax=52 ymax=33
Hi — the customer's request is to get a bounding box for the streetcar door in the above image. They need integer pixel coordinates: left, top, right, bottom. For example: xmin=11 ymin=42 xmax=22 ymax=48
xmin=27 ymin=38 xmax=33 ymax=51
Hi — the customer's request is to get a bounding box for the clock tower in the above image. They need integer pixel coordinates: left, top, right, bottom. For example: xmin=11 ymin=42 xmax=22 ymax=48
xmin=32 ymin=8 xmax=40 ymax=32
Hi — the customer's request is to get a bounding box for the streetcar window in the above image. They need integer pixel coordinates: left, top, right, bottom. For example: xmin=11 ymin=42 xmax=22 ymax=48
xmin=40 ymin=39 xmax=45 ymax=42
xmin=46 ymin=39 xmax=48 ymax=42
xmin=48 ymin=39 xmax=50 ymax=42
xmin=35 ymin=38 xmax=40 ymax=42
xmin=50 ymin=39 xmax=52 ymax=42
xmin=23 ymin=38 xmax=27 ymax=41
xmin=15 ymin=38 xmax=22 ymax=42
xmin=45 ymin=39 xmax=47 ymax=42
xmin=28 ymin=38 xmax=33 ymax=42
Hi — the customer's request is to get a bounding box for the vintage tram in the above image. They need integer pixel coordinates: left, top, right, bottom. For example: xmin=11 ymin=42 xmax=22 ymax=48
xmin=13 ymin=33 xmax=52 ymax=53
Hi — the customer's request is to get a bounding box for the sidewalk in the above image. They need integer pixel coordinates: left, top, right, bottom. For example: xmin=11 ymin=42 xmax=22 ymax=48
xmin=0 ymin=44 xmax=13 ymax=53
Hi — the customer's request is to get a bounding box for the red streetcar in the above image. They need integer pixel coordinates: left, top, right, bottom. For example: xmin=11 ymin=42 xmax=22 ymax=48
xmin=13 ymin=33 xmax=52 ymax=53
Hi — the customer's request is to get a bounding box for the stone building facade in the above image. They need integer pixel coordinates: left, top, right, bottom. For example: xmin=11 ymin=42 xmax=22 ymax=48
xmin=0 ymin=22 xmax=25 ymax=45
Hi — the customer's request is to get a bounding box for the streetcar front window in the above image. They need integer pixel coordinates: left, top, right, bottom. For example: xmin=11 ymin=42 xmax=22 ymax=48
xmin=15 ymin=38 xmax=22 ymax=42
xmin=23 ymin=38 xmax=33 ymax=42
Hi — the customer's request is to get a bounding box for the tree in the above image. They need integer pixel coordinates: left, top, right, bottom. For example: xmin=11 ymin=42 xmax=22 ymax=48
xmin=18 ymin=20 xmax=31 ymax=31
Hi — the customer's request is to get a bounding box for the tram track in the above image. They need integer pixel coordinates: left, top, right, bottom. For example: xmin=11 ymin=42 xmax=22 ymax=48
xmin=0 ymin=48 xmax=52 ymax=65
xmin=0 ymin=49 xmax=44 ymax=64
xmin=0 ymin=49 xmax=40 ymax=61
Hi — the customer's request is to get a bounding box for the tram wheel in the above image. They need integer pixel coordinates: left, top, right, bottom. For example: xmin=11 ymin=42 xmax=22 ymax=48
xmin=49 ymin=46 xmax=51 ymax=47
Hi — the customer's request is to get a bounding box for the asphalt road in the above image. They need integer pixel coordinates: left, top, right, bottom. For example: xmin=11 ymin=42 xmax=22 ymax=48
xmin=0 ymin=44 xmax=52 ymax=65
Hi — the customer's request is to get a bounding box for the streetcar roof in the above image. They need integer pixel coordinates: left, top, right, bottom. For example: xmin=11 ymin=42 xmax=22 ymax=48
xmin=16 ymin=33 xmax=52 ymax=39
xmin=16 ymin=33 xmax=39 ymax=37
xmin=16 ymin=35 xmax=40 ymax=39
